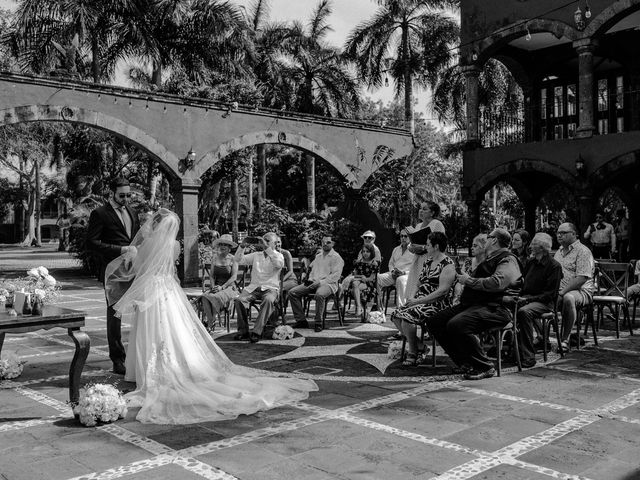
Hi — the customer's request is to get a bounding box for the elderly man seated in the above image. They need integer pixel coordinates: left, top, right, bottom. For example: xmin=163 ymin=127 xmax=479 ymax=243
xmin=427 ymin=228 xmax=522 ymax=380
xmin=377 ymin=228 xmax=415 ymax=310
xmin=554 ymin=222 xmax=595 ymax=350
xmin=233 ymin=232 xmax=284 ymax=343
xmin=503 ymin=232 xmax=562 ymax=368
xmin=289 ymin=236 xmax=344 ymax=332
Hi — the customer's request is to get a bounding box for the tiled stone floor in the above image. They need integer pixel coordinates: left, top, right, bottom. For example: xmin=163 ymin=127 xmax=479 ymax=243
xmin=2 ymin=246 xmax=640 ymax=479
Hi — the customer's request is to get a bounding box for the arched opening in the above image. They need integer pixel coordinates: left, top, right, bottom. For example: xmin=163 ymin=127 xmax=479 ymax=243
xmin=0 ymin=120 xmax=177 ymax=273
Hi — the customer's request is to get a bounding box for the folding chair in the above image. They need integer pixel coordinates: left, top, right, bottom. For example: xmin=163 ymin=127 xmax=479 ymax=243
xmin=537 ymin=275 xmax=565 ymax=361
xmin=592 ymin=261 xmax=634 ymax=338
xmin=484 ymin=300 xmax=522 ymax=377
xmin=381 ymin=284 xmax=396 ymax=315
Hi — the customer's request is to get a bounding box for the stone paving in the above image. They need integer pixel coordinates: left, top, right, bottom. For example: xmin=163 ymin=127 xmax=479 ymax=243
xmin=1 ymin=246 xmax=640 ymax=480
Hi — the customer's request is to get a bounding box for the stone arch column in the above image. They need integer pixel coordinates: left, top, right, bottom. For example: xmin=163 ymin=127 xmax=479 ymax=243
xmin=574 ymin=39 xmax=598 ymax=138
xmin=465 ymin=199 xmax=482 ymax=244
xmin=462 ymin=66 xmax=481 ymax=144
xmin=171 ymin=176 xmax=201 ymax=285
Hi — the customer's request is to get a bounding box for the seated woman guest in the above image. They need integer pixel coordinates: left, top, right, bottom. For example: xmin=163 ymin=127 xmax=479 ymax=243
xmin=453 ymin=233 xmax=487 ymax=305
xmin=391 ymin=232 xmax=456 ymax=366
xmin=405 ymin=202 xmax=446 ymax=301
xmin=511 ymin=229 xmax=531 ymax=267
xmin=347 ymin=243 xmax=380 ymax=317
xmin=201 ymin=234 xmax=239 ymax=333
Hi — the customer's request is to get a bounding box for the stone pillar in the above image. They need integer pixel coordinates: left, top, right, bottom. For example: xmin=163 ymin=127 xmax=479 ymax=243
xmin=576 ymin=187 xmax=594 ymax=236
xmin=462 ymin=66 xmax=481 ymax=143
xmin=524 ymin=200 xmax=537 ymax=236
xmin=574 ymin=39 xmax=597 ymax=138
xmin=465 ymin=199 xmax=481 ymax=248
xmin=172 ymin=176 xmax=201 ymax=286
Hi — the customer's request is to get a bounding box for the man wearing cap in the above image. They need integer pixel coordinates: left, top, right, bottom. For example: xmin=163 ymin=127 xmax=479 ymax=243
xmin=289 ymin=236 xmax=344 ymax=332
xmin=376 ymin=228 xmax=415 ymax=309
xmin=340 ymin=230 xmax=381 ymax=300
xmin=233 ymin=232 xmax=284 ymax=343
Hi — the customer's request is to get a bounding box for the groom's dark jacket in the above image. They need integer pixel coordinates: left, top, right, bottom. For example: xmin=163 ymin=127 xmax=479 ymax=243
xmin=85 ymin=202 xmax=140 ymax=284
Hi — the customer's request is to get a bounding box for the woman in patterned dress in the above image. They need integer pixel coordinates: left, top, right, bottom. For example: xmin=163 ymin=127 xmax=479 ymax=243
xmin=348 ymin=243 xmax=380 ymax=317
xmin=201 ymin=234 xmax=239 ymax=332
xmin=391 ymin=232 xmax=456 ymax=366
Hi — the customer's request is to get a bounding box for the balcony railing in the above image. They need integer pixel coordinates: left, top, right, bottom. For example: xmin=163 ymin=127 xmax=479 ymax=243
xmin=478 ymin=88 xmax=640 ymax=148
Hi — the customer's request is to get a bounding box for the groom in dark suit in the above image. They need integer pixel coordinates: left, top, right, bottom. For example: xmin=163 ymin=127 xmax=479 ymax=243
xmin=86 ymin=177 xmax=140 ymax=374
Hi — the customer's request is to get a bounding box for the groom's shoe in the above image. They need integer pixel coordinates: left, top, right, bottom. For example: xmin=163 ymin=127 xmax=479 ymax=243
xmin=249 ymin=332 xmax=261 ymax=343
xmin=233 ymin=332 xmax=250 ymax=341
xmin=112 ymin=362 xmax=126 ymax=375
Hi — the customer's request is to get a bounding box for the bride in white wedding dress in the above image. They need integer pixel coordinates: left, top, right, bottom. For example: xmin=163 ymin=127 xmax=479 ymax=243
xmin=105 ymin=208 xmax=317 ymax=424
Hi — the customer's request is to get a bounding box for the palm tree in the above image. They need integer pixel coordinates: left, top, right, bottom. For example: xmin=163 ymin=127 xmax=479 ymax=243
xmin=432 ymin=58 xmax=524 ymax=146
xmin=345 ymin=0 xmax=459 ymax=134
xmin=279 ymin=0 xmax=361 ymax=212
xmin=8 ymin=0 xmax=137 ymax=82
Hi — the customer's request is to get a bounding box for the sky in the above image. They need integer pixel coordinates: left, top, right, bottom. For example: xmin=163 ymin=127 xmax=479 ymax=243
xmin=0 ymin=0 xmax=437 ymax=120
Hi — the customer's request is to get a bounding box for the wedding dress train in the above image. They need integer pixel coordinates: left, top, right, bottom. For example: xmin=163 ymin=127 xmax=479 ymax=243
xmin=106 ymin=209 xmax=317 ymax=424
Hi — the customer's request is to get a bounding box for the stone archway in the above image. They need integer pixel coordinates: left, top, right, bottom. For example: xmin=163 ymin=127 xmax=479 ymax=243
xmin=194 ymin=130 xmax=357 ymax=185
xmin=472 ymin=18 xmax=578 ymax=66
xmin=0 ymin=105 xmax=183 ymax=179
xmin=584 ymin=0 xmax=640 ymax=38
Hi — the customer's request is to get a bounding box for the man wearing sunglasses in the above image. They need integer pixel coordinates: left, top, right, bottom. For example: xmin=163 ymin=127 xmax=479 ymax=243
xmin=86 ymin=177 xmax=140 ymax=375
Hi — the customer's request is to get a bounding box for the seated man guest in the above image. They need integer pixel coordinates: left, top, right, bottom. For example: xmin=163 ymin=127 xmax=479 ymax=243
xmin=556 ymin=222 xmax=596 ymax=350
xmin=289 ymin=236 xmax=344 ymax=332
xmin=427 ymin=228 xmax=522 ymax=380
xmin=377 ymin=228 xmax=416 ymax=309
xmin=233 ymin=232 xmax=284 ymax=343
xmin=503 ymin=232 xmax=562 ymax=368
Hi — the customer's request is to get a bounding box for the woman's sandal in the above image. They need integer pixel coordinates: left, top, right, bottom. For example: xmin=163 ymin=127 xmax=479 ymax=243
xmin=402 ymin=352 xmax=419 ymax=367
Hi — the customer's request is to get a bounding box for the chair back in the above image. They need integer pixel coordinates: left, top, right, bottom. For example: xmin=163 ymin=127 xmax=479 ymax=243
xmin=292 ymin=260 xmax=308 ymax=283
xmin=201 ymin=262 xmax=212 ymax=292
xmin=235 ymin=264 xmax=251 ymax=291
xmin=594 ymin=261 xmax=630 ymax=299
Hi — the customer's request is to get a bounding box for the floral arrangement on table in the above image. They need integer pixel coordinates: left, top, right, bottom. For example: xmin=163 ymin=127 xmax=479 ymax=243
xmin=387 ymin=340 xmax=403 ymax=360
xmin=0 ymin=352 xmax=26 ymax=380
xmin=74 ymin=383 xmax=128 ymax=427
xmin=366 ymin=310 xmax=386 ymax=325
xmin=0 ymin=266 xmax=60 ymax=306
xmin=272 ymin=325 xmax=295 ymax=340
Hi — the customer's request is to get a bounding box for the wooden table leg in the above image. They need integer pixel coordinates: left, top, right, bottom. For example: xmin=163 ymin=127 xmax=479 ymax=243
xmin=67 ymin=328 xmax=90 ymax=408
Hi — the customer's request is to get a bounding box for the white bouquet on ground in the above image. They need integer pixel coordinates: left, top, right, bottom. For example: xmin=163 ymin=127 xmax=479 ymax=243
xmin=367 ymin=310 xmax=386 ymax=325
xmin=387 ymin=340 xmax=403 ymax=359
xmin=74 ymin=383 xmax=128 ymax=427
xmin=272 ymin=325 xmax=295 ymax=340
xmin=0 ymin=352 xmax=26 ymax=380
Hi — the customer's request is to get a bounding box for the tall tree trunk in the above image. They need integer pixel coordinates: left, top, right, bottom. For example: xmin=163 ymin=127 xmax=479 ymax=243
xmin=231 ymin=179 xmax=239 ymax=241
xmin=247 ymin=157 xmax=254 ymax=217
xmin=34 ymin=160 xmax=42 ymax=246
xmin=152 ymin=61 xmax=162 ymax=88
xmin=401 ymin=21 xmax=416 ymax=219
xmin=305 ymin=153 xmax=315 ymax=213
xmin=259 ymin=145 xmax=267 ymax=203
xmin=256 ymin=144 xmax=266 ymax=212
xmin=91 ymin=36 xmax=100 ymax=83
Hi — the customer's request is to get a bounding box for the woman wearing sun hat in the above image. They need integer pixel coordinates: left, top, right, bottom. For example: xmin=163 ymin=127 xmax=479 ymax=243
xmin=201 ymin=234 xmax=239 ymax=332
